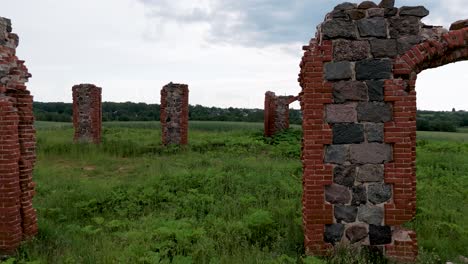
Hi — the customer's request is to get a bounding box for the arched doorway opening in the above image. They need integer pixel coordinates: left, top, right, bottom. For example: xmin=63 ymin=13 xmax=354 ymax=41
xmin=413 ymin=61 xmax=468 ymax=261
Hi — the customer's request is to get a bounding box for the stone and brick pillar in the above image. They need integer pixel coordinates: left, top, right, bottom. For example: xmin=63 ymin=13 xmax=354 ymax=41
xmin=72 ymin=84 xmax=102 ymax=144
xmin=297 ymin=1 xmax=463 ymax=262
xmin=264 ymin=91 xmax=297 ymax=137
xmin=0 ymin=17 xmax=37 ymax=255
xmin=299 ymin=0 xmax=468 ymax=261
xmin=160 ymin=82 xmax=189 ymax=145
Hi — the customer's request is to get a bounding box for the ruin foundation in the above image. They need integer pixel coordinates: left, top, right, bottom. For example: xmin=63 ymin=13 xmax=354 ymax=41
xmin=72 ymin=84 xmax=102 ymax=144
xmin=0 ymin=17 xmax=38 ymax=255
xmin=299 ymin=1 xmax=467 ymax=262
xmin=160 ymin=83 xmax=189 ymax=145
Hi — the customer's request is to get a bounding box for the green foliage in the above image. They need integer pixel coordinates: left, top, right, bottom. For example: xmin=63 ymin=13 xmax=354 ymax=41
xmin=417 ymin=110 xmax=468 ymax=132
xmin=33 ymin=102 xmax=303 ymax=124
xmin=326 ymin=244 xmax=388 ymax=264
xmin=259 ymin=129 xmax=302 ymax=158
xmin=7 ymin=121 xmax=468 ymax=263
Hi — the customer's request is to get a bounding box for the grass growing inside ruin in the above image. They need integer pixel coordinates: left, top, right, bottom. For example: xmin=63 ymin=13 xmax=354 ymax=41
xmin=5 ymin=122 xmax=468 ymax=263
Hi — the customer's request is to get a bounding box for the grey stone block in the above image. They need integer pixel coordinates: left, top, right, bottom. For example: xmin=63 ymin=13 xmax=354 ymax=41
xmin=368 ymin=183 xmax=392 ymax=204
xmin=0 ymin=65 xmax=9 ymax=78
xmin=369 ymin=225 xmax=392 ymax=245
xmin=326 ymin=104 xmax=357 ymax=123
xmin=333 ymin=40 xmax=370 ymax=62
xmin=334 ymin=2 xmax=358 ymax=11
xmin=335 ymin=205 xmax=358 ymax=223
xmin=325 ymin=61 xmax=353 ymax=81
xmin=322 ymin=19 xmax=358 ymax=39
xmin=357 ymin=17 xmax=388 ymax=38
xmin=378 ymin=0 xmax=395 ymax=8
xmin=0 ymin=17 xmax=11 ymax=33
xmin=367 ymin=8 xmax=385 ymax=17
xmin=357 ymin=164 xmax=384 ymax=182
xmin=325 ymin=224 xmax=345 ymax=244
xmin=370 ymin=39 xmax=398 ymax=58
xmin=334 ymin=165 xmax=356 ymax=187
xmin=346 ymin=9 xmax=367 ymax=20
xmin=358 ymin=1 xmax=378 ymax=9
xmin=389 ymin=16 xmax=421 ymax=38
xmin=333 ymin=123 xmax=365 ymax=144
xmin=365 ymin=123 xmax=384 ymax=142
xmin=351 ymin=185 xmax=367 ymax=205
xmin=357 ymin=102 xmax=392 ymax=122
xmin=326 ymin=184 xmax=351 ymax=204
xmin=331 ymin=10 xmax=350 ymax=19
xmin=397 ymin=35 xmax=423 ymax=55
xmin=399 ymin=6 xmax=429 ymax=17
xmin=384 ymin=7 xmax=398 ymax=17
xmin=356 ymin=59 xmax=392 ymax=80
xmin=325 ymin=145 xmax=349 ymax=164
xmin=349 ymin=143 xmax=393 ymax=164
xmin=366 ymin=80 xmax=385 ymax=101
xmin=358 ymin=205 xmax=384 ymax=225
xmin=333 ymin=81 xmax=368 ymax=103
xmin=346 ymin=225 xmax=368 ymax=243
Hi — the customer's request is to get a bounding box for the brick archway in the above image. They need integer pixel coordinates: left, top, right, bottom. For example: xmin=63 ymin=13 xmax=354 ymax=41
xmin=298 ymin=1 xmax=467 ymax=262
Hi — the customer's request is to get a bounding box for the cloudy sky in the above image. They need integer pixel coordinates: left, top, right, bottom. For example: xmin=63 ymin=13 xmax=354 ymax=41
xmin=3 ymin=0 xmax=468 ymax=110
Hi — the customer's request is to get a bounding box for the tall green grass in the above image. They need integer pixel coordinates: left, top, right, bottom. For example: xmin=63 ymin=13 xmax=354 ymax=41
xmin=4 ymin=122 xmax=467 ymax=263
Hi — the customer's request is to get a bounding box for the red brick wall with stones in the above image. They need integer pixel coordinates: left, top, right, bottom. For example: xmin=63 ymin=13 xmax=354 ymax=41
xmin=264 ymin=91 xmax=297 ymax=137
xmin=72 ymin=84 xmax=102 ymax=144
xmin=0 ymin=17 xmax=38 ymax=255
xmin=160 ymin=82 xmax=189 ymax=145
xmin=298 ymin=0 xmax=467 ymax=262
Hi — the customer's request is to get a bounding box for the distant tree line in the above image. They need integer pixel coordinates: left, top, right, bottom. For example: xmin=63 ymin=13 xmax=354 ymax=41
xmin=416 ymin=110 xmax=468 ymax=132
xmin=33 ymin=102 xmax=468 ymax=132
xmin=33 ymin=102 xmax=303 ymax=124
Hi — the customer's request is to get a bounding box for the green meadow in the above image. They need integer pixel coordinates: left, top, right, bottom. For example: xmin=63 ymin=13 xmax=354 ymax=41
xmin=4 ymin=122 xmax=467 ymax=263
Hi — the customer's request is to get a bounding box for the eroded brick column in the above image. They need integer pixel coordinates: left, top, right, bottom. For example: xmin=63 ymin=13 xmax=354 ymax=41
xmin=0 ymin=17 xmax=37 ymax=255
xmin=72 ymin=84 xmax=102 ymax=144
xmin=264 ymin=91 xmax=276 ymax=137
xmin=160 ymin=82 xmax=189 ymax=145
xmin=264 ymin=91 xmax=296 ymax=137
xmin=0 ymin=96 xmax=22 ymax=255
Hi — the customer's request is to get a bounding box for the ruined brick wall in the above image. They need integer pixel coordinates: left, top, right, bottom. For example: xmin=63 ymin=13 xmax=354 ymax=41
xmin=160 ymin=83 xmax=189 ymax=145
xmin=299 ymin=1 xmax=467 ymax=262
xmin=264 ymin=91 xmax=297 ymax=137
xmin=0 ymin=17 xmax=37 ymax=255
xmin=72 ymin=84 xmax=102 ymax=144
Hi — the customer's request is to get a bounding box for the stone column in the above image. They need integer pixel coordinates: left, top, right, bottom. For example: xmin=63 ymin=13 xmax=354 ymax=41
xmin=0 ymin=17 xmax=37 ymax=255
xmin=72 ymin=84 xmax=102 ymax=144
xmin=160 ymin=82 xmax=189 ymax=145
xmin=264 ymin=91 xmax=295 ymax=137
xmin=276 ymin=96 xmax=292 ymax=131
xmin=264 ymin=91 xmax=276 ymax=137
xmin=298 ymin=1 xmax=438 ymax=261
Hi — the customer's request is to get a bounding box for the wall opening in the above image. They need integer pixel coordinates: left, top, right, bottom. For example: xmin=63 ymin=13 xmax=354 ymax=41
xmin=411 ymin=61 xmax=468 ymax=260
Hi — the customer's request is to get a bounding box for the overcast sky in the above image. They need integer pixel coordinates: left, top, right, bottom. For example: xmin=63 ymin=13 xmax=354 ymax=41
xmin=3 ymin=0 xmax=468 ymax=110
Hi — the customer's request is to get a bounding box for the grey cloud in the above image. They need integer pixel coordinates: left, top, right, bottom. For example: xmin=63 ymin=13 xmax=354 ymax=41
xmin=138 ymin=0 xmax=442 ymax=46
xmin=138 ymin=0 xmax=345 ymax=46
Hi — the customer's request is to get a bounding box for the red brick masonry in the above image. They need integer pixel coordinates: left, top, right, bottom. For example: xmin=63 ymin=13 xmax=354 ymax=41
xmin=0 ymin=17 xmax=37 ymax=255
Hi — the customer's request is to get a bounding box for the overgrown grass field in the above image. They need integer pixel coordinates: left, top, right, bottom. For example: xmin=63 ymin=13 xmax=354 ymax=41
xmin=5 ymin=122 xmax=468 ymax=263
